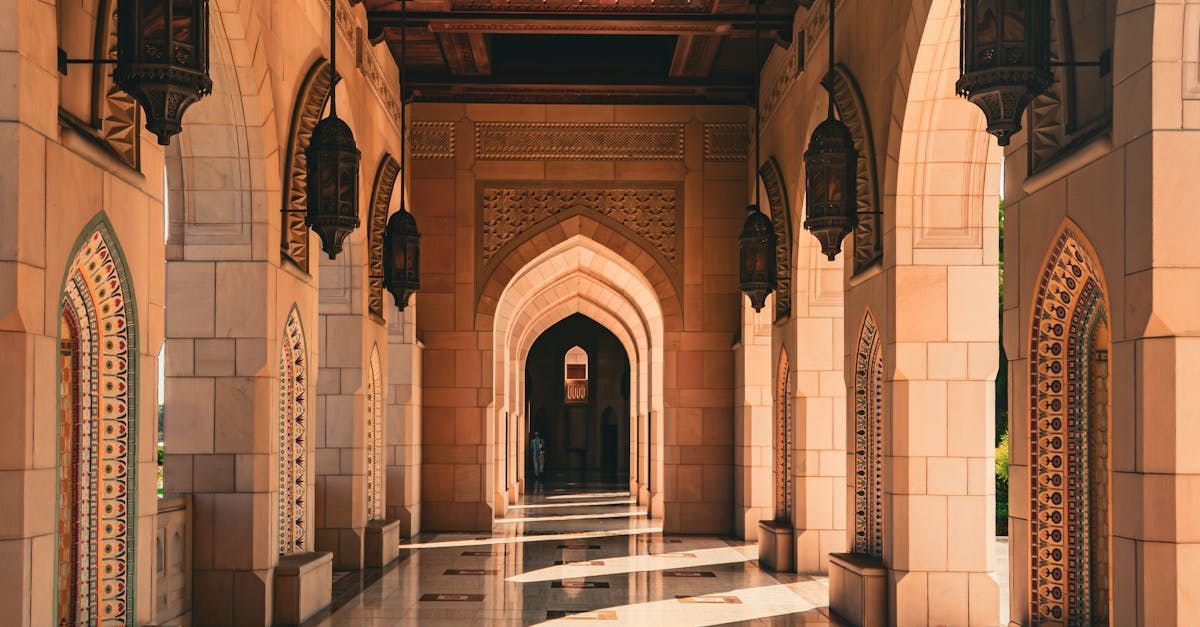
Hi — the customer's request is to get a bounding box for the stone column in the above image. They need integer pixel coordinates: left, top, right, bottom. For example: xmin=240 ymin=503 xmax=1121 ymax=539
xmin=314 ymin=242 xmax=368 ymax=570
xmin=386 ymin=307 xmax=422 ymax=537
xmin=734 ymin=303 xmax=773 ymax=540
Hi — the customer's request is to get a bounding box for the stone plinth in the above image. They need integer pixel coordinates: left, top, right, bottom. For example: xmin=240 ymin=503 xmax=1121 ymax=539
xmin=756 ymin=520 xmax=795 ymax=573
xmin=365 ymin=519 xmax=402 ymax=568
xmin=273 ymin=551 xmax=333 ymax=626
xmin=828 ymin=552 xmax=887 ymax=627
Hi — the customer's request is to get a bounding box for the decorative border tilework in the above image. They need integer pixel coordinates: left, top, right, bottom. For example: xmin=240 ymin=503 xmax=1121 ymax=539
xmin=1029 ymin=226 xmax=1110 ymax=624
xmin=703 ymin=123 xmax=748 ymax=162
xmin=412 ymin=122 xmax=457 ymax=160
xmin=279 ymin=306 xmax=308 ymax=555
xmin=56 ymin=215 xmax=139 ymax=626
xmin=852 ymin=310 xmax=883 ymax=557
xmin=366 ymin=345 xmax=384 ymax=521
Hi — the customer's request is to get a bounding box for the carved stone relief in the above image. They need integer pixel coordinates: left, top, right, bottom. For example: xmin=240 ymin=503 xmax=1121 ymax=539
xmin=368 ymin=155 xmax=401 ymax=320
xmin=475 ymin=123 xmax=684 ymax=161
xmin=759 ymin=157 xmax=792 ymax=321
xmin=704 ymin=124 xmax=748 ymax=162
xmin=825 ymin=64 xmax=882 ymax=273
xmin=281 ymin=60 xmax=333 ymax=273
xmin=412 ymin=122 xmax=457 ymax=160
xmin=479 ymin=184 xmax=680 ymax=271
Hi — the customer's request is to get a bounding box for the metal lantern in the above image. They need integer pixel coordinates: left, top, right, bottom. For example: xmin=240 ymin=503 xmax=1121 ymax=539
xmin=739 ymin=204 xmax=776 ymax=313
xmin=803 ymin=116 xmax=858 ymax=261
xmin=383 ymin=206 xmax=421 ymax=311
xmin=957 ymin=0 xmax=1052 ymax=146
xmin=306 ymin=111 xmax=362 ymax=260
xmin=114 ymin=0 xmax=213 ymax=145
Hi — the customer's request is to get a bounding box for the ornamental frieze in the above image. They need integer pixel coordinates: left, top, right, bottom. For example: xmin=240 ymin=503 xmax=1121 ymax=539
xmin=412 ymin=122 xmax=457 ymax=159
xmin=479 ymin=184 xmax=681 ymax=269
xmin=475 ymin=123 xmax=685 ymax=161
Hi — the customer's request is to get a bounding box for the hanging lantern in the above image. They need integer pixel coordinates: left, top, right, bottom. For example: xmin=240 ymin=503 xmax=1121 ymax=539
xmin=739 ymin=204 xmax=776 ymax=313
xmin=803 ymin=116 xmax=858 ymax=261
xmin=114 ymin=0 xmax=213 ymax=145
xmin=957 ymin=0 xmax=1052 ymax=146
xmin=306 ymin=111 xmax=362 ymax=259
xmin=383 ymin=205 xmax=421 ymax=311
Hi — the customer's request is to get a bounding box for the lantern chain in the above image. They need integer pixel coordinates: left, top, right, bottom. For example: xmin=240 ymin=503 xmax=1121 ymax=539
xmin=399 ymin=0 xmax=407 ymax=212
xmin=827 ymin=0 xmax=835 ymax=119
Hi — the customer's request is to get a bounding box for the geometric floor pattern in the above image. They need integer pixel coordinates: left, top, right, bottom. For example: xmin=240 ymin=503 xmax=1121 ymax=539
xmin=321 ymin=482 xmax=834 ymax=625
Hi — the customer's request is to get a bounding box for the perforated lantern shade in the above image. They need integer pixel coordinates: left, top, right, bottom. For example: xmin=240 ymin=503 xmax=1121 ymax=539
xmin=803 ymin=116 xmax=858 ymax=261
xmin=306 ymin=114 xmax=362 ymax=260
xmin=383 ymin=207 xmax=421 ymax=311
xmin=739 ymin=204 xmax=776 ymax=313
xmin=114 ymin=0 xmax=213 ymax=145
xmin=957 ymin=0 xmax=1052 ymax=146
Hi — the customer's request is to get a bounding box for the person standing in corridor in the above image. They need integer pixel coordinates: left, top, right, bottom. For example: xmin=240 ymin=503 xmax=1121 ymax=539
xmin=530 ymin=431 xmax=545 ymax=479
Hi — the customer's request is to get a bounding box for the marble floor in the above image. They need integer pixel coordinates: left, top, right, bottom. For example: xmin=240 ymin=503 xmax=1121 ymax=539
xmin=315 ymin=482 xmax=1011 ymax=626
xmin=320 ymin=482 xmax=833 ymax=626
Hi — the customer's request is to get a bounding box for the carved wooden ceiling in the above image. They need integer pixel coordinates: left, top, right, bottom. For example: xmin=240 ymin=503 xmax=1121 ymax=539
xmin=362 ymin=0 xmax=800 ymax=104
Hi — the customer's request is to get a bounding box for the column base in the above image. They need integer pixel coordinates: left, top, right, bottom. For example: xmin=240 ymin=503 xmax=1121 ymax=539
xmin=365 ymin=519 xmax=402 ymax=568
xmin=756 ymin=520 xmax=795 ymax=572
xmin=828 ymin=552 xmax=887 ymax=627
xmin=273 ymin=551 xmax=333 ymax=626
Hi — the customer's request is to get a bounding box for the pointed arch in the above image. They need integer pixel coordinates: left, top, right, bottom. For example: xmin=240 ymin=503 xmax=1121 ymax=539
xmin=55 ymin=213 xmax=139 ymax=626
xmin=281 ymin=59 xmax=333 ymax=272
xmin=774 ymin=347 xmax=793 ymax=524
xmin=759 ymin=157 xmax=793 ymax=321
xmin=852 ymin=309 xmax=883 ymax=557
xmin=824 ymin=64 xmax=882 ymax=274
xmin=1029 ymin=222 xmax=1112 ymax=624
xmin=278 ymin=306 xmax=308 ymax=555
xmin=368 ymin=155 xmax=402 ymax=321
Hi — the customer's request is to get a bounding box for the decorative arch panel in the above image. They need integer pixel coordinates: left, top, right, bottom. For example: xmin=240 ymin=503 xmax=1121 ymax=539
xmin=759 ymin=158 xmax=793 ymax=321
xmin=368 ymin=155 xmax=401 ymax=321
xmin=1029 ymin=226 xmax=1111 ymax=624
xmin=774 ymin=348 xmax=793 ymax=523
xmin=278 ymin=307 xmax=308 ymax=555
xmin=281 ymin=60 xmax=333 ymax=272
xmin=56 ymin=215 xmax=139 ymax=626
xmin=366 ymin=345 xmax=384 ymax=521
xmin=852 ymin=310 xmax=883 ymax=556
xmin=825 ymin=64 xmax=882 ymax=274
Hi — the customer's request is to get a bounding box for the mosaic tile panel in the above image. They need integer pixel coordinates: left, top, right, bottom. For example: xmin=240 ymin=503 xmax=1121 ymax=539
xmin=852 ymin=311 xmax=883 ymax=557
xmin=475 ymin=123 xmax=684 ymax=161
xmin=366 ymin=345 xmax=384 ymax=521
xmin=279 ymin=307 xmax=308 ymax=555
xmin=57 ymin=219 xmax=138 ymax=626
xmin=1029 ymin=228 xmax=1110 ymax=625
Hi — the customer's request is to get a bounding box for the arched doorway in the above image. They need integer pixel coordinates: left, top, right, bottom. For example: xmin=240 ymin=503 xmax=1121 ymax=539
xmin=525 ymin=314 xmax=631 ymax=487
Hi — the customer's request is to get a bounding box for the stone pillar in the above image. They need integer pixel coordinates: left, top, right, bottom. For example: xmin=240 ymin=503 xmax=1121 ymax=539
xmin=790 ymin=283 xmax=846 ymax=574
xmin=314 ymin=242 xmax=368 ymax=570
xmin=386 ymin=307 xmax=422 ymax=537
xmin=734 ymin=303 xmax=773 ymax=540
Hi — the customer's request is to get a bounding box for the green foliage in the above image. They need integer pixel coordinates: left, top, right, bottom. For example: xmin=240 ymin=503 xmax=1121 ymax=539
xmin=995 ymin=430 xmax=1010 ymax=536
xmin=995 ymin=431 xmax=1010 ymax=482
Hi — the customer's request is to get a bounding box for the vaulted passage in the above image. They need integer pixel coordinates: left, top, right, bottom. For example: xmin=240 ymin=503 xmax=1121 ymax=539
xmin=525 ymin=314 xmax=631 ymax=486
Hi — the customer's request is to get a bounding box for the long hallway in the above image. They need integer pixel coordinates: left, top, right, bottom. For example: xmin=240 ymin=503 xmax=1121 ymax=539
xmin=324 ymin=484 xmax=831 ymax=625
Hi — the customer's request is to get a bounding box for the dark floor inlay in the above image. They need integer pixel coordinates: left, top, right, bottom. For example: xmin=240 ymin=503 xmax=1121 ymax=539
xmin=461 ymin=550 xmax=495 ymax=556
xmin=640 ymin=537 xmax=683 ymax=543
xmin=663 ymin=570 xmax=717 ymax=578
xmin=557 ymin=544 xmax=602 ymax=549
xmin=419 ymin=593 xmax=485 ymax=602
xmin=552 ymin=580 xmax=611 ymax=589
xmin=650 ymin=552 xmax=697 ymax=558
xmin=444 ymin=568 xmax=495 ymax=575
xmin=554 ymin=559 xmax=606 ymax=566
xmin=546 ymin=609 xmax=618 ymax=620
